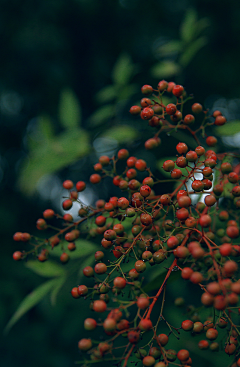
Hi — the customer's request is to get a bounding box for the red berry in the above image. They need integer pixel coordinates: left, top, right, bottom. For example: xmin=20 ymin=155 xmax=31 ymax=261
xmin=166 ymin=103 xmax=177 ymax=115
xmin=158 ymin=80 xmax=168 ymax=91
xmin=84 ymin=318 xmax=97 ymax=331
xmin=128 ymin=330 xmax=140 ymax=344
xmin=94 ymin=263 xmax=107 ymax=275
xmin=172 ymin=84 xmax=184 ymax=97
xmin=43 ymin=209 xmax=55 ymax=219
xmin=13 ymin=251 xmax=23 ymax=261
xmin=141 ymin=85 xmax=153 ymax=95
xmin=93 ymin=300 xmax=107 ymax=313
xmin=192 ymin=103 xmax=203 ymax=114
xmin=141 ymin=107 xmax=154 ymax=120
xmin=135 ymin=159 xmax=147 ymax=171
xmin=130 ymin=105 xmax=141 ymax=115
xmin=176 ymin=142 xmax=188 ymax=154
xmin=78 ymin=338 xmax=92 ymax=351
xmin=77 ymin=285 xmax=88 ymax=296
xmin=215 ymin=115 xmax=226 ymax=126
xmin=113 ymin=277 xmax=126 ymax=289
xmin=60 ymin=252 xmax=69 ymax=264
xmin=99 ymin=156 xmax=110 ymax=166
xmin=90 ymin=174 xmax=101 ymax=184
xmin=181 ymin=320 xmax=193 ymax=331
xmin=63 ymin=180 xmax=74 ymax=190
xmin=71 ymin=287 xmax=80 ymax=299
xmin=177 ymin=349 xmax=189 ymax=361
xmin=76 ymin=181 xmax=86 ymax=192
xmin=118 ymin=149 xmax=129 ymax=160
xmin=206 ymin=136 xmax=217 ymax=146
xmin=163 ymin=159 xmax=175 ymax=172
xmin=127 ymin=156 xmax=137 ymax=167
xmin=83 ymin=266 xmax=94 ymax=277
xmin=139 ymin=318 xmax=153 ymax=331
xmin=184 ymin=114 xmax=195 ymax=124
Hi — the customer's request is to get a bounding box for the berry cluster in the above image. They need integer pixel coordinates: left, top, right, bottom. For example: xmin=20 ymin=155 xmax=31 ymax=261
xmin=13 ymin=81 xmax=240 ymax=367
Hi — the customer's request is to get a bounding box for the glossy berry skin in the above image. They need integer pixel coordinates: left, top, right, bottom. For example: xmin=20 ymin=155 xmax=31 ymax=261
xmin=184 ymin=114 xmax=195 ymax=124
xmin=43 ymin=209 xmax=55 ymax=219
xmin=181 ymin=320 xmax=193 ymax=331
xmin=135 ymin=159 xmax=147 ymax=171
xmin=177 ymin=349 xmax=189 ymax=361
xmin=130 ymin=105 xmax=141 ymax=115
xmin=71 ymin=287 xmax=80 ymax=298
xmin=176 ymin=142 xmax=188 ymax=154
xmin=77 ymin=285 xmax=88 ymax=296
xmin=84 ymin=318 xmax=97 ymax=331
xmin=166 ymin=103 xmax=177 ymax=115
xmin=141 ymin=107 xmax=154 ymax=120
xmin=139 ymin=319 xmax=153 ymax=331
xmin=94 ymin=263 xmax=107 ymax=274
xmin=93 ymin=300 xmax=107 ymax=313
xmin=141 ymin=85 xmax=153 ymax=95
xmin=172 ymin=84 xmax=184 ymax=97
xmin=90 ymin=174 xmax=101 ymax=184
xmin=118 ymin=149 xmax=129 ymax=160
xmin=157 ymin=333 xmax=168 ymax=346
xmin=163 ymin=160 xmax=175 ymax=172
xmin=135 ymin=260 xmax=146 ymax=273
xmin=60 ymin=253 xmax=69 ymax=263
xmin=63 ymin=180 xmax=74 ymax=190
xmin=128 ymin=331 xmax=140 ymax=344
xmin=113 ymin=277 xmax=126 ymax=289
xmin=78 ymin=338 xmax=92 ymax=351
xmin=13 ymin=251 xmax=23 ymax=261
xmin=192 ymin=103 xmax=203 ymax=114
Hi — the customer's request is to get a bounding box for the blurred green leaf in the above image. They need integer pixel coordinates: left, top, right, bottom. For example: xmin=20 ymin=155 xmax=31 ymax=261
xmin=51 ymin=239 xmax=98 ymax=259
xmin=101 ymin=125 xmax=139 ymax=143
xmin=18 ymin=128 xmax=90 ymax=194
xmin=59 ymin=88 xmax=81 ymax=128
xmin=50 ymin=276 xmax=67 ymax=306
xmin=156 ymin=156 xmax=188 ymax=177
xmin=25 ymin=260 xmax=66 ymax=278
xmin=179 ymin=37 xmax=207 ymax=67
xmin=180 ymin=9 xmax=197 ymax=43
xmin=96 ymin=85 xmax=117 ymax=103
xmin=112 ymin=54 xmax=135 ymax=85
xmin=38 ymin=115 xmax=54 ymax=141
xmin=143 ymin=268 xmax=181 ymax=293
xmin=151 ymin=61 xmax=180 ymax=78
xmin=215 ymin=121 xmax=240 ymax=136
xmin=4 ymin=278 xmax=59 ymax=333
xmin=117 ymin=84 xmax=138 ymax=101
xmin=89 ymin=105 xmax=114 ymax=126
xmin=195 ymin=17 xmax=210 ymax=37
xmin=156 ymin=40 xmax=182 ymax=57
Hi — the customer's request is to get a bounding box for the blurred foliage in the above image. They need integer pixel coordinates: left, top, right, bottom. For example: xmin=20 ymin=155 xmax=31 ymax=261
xmin=2 ymin=1 xmax=240 ymax=367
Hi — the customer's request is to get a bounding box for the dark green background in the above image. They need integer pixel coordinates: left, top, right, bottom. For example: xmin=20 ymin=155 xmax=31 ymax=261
xmin=1 ymin=1 xmax=240 ymax=366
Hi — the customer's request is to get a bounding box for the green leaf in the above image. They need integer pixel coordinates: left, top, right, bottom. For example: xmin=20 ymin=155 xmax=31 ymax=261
xmin=112 ymin=54 xmax=135 ymax=85
xmin=89 ymin=105 xmax=114 ymax=126
xmin=151 ymin=61 xmax=180 ymax=78
xmin=51 ymin=239 xmax=98 ymax=259
xmin=156 ymin=156 xmax=188 ymax=177
xmin=179 ymin=37 xmax=207 ymax=67
xmin=180 ymin=9 xmax=197 ymax=43
xmin=18 ymin=128 xmax=90 ymax=194
xmin=4 ymin=278 xmax=59 ymax=333
xmin=143 ymin=268 xmax=181 ymax=293
xmin=96 ymin=85 xmax=117 ymax=104
xmin=101 ymin=125 xmax=139 ymax=143
xmin=38 ymin=115 xmax=54 ymax=140
xmin=25 ymin=260 xmax=66 ymax=278
xmin=59 ymin=88 xmax=81 ymax=128
xmin=156 ymin=40 xmax=182 ymax=57
xmin=78 ymin=254 xmax=95 ymax=278
xmin=50 ymin=276 xmax=67 ymax=306
xmin=215 ymin=121 xmax=240 ymax=136
xmin=117 ymin=84 xmax=138 ymax=101
xmin=195 ymin=17 xmax=210 ymax=38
